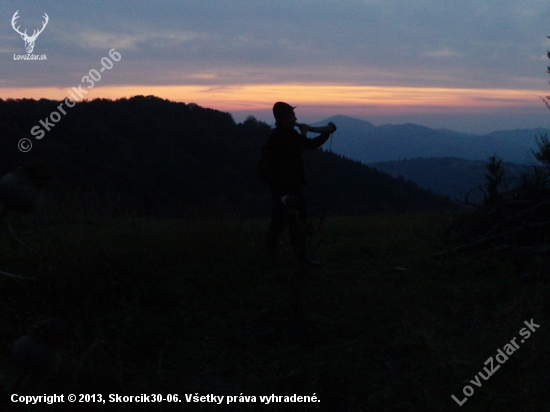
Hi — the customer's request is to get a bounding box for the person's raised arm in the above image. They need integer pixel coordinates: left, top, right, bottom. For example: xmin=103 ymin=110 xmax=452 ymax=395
xmin=301 ymin=122 xmax=336 ymax=150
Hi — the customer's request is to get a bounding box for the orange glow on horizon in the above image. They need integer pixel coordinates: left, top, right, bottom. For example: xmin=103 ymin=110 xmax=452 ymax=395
xmin=0 ymin=84 xmax=546 ymax=114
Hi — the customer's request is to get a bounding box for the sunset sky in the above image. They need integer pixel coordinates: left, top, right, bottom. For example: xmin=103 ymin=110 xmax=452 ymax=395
xmin=2 ymin=0 xmax=550 ymax=134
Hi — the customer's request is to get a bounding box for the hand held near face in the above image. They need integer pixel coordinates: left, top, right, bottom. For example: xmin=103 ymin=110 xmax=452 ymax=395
xmin=296 ymin=122 xmax=337 ymax=134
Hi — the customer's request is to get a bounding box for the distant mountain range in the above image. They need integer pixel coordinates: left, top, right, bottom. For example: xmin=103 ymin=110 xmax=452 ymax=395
xmin=311 ymin=115 xmax=550 ymax=164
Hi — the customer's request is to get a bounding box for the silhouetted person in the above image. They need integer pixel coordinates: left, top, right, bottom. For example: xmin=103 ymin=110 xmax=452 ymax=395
xmin=264 ymin=102 xmax=335 ymax=262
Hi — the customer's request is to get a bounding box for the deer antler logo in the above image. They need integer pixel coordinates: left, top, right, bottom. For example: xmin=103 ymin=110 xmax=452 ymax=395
xmin=11 ymin=11 xmax=49 ymax=54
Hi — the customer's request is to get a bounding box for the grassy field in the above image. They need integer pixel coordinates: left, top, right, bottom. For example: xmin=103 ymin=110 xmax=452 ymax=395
xmin=0 ymin=211 xmax=548 ymax=411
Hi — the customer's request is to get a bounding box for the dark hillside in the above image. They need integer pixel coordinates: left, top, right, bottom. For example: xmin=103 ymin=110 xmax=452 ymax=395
xmin=369 ymin=157 xmax=530 ymax=202
xmin=0 ymin=96 xmax=454 ymax=218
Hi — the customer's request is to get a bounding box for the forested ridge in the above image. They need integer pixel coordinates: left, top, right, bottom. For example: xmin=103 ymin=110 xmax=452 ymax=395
xmin=0 ymin=95 xmax=454 ymax=218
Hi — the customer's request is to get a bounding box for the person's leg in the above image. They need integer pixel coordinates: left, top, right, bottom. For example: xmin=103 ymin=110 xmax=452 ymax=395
xmin=265 ymin=190 xmax=287 ymax=251
xmin=289 ymin=190 xmax=321 ymax=267
xmin=295 ymin=191 xmax=307 ymax=227
xmin=288 ymin=190 xmax=307 ymax=262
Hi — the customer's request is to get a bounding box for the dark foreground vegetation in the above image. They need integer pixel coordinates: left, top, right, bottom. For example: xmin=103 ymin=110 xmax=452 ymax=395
xmin=446 ymin=135 xmax=550 ymax=278
xmin=0 ymin=209 xmax=548 ymax=411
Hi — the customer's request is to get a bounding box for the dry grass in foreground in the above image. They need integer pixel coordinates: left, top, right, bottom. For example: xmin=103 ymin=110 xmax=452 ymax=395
xmin=0 ymin=211 xmax=548 ymax=411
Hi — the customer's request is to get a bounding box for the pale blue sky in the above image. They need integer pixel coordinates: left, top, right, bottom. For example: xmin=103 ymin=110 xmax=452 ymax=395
xmin=2 ymin=1 xmax=550 ymax=133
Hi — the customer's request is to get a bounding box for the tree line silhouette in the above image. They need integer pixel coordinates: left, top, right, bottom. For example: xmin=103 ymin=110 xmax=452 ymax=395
xmin=0 ymin=95 xmax=454 ymax=218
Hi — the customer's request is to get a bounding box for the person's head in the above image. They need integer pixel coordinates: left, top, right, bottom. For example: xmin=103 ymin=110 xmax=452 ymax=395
xmin=273 ymin=102 xmax=297 ymax=129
